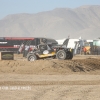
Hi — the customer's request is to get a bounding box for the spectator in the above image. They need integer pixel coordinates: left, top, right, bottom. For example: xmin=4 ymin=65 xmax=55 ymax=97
xmin=83 ymin=47 xmax=87 ymax=55
xmin=23 ymin=45 xmax=30 ymax=57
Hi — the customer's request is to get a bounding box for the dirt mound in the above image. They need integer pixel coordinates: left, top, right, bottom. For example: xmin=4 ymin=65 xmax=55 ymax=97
xmin=0 ymin=57 xmax=100 ymax=74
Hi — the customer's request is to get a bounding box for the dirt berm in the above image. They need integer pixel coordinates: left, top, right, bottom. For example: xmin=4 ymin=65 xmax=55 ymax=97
xmin=0 ymin=54 xmax=100 ymax=75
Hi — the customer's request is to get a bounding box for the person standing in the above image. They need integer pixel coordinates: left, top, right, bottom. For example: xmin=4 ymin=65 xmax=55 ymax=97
xmin=23 ymin=45 xmax=30 ymax=57
xmin=83 ymin=47 xmax=87 ymax=55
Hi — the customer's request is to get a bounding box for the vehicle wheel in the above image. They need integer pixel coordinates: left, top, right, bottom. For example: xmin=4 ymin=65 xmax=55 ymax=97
xmin=27 ymin=54 xmax=37 ymax=61
xmin=56 ymin=50 xmax=66 ymax=60
xmin=66 ymin=51 xmax=73 ymax=59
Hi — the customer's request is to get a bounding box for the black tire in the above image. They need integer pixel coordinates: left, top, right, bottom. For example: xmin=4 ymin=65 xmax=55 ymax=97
xmin=56 ymin=50 xmax=66 ymax=60
xmin=27 ymin=54 xmax=37 ymax=61
xmin=66 ymin=51 xmax=73 ymax=59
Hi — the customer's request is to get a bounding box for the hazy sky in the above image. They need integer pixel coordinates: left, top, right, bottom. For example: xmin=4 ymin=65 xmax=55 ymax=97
xmin=0 ymin=0 xmax=100 ymax=19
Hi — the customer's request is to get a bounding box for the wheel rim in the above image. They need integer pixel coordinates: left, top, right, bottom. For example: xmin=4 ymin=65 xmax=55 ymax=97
xmin=29 ymin=56 xmax=35 ymax=61
xmin=58 ymin=52 xmax=65 ymax=59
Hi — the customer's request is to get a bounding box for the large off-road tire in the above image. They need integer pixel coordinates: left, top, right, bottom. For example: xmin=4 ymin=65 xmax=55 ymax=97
xmin=27 ymin=54 xmax=37 ymax=61
xmin=66 ymin=51 xmax=73 ymax=59
xmin=56 ymin=50 xmax=66 ymax=60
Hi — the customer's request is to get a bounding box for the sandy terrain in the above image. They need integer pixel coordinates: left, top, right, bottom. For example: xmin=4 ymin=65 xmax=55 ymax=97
xmin=0 ymin=54 xmax=100 ymax=100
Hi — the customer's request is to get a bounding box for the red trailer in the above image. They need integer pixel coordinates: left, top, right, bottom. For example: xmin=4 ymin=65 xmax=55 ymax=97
xmin=0 ymin=37 xmax=58 ymax=53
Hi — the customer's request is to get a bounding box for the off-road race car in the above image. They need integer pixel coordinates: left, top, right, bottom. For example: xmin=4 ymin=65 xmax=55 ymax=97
xmin=27 ymin=43 xmax=73 ymax=61
xmin=18 ymin=38 xmax=73 ymax=61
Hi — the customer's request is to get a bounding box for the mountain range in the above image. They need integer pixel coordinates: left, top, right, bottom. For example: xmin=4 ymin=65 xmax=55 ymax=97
xmin=0 ymin=5 xmax=100 ymax=40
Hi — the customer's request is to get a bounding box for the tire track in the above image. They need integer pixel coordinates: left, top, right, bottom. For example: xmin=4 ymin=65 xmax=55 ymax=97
xmin=0 ymin=80 xmax=100 ymax=86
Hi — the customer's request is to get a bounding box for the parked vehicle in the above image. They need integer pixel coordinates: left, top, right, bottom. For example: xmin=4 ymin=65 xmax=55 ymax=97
xmin=0 ymin=37 xmax=34 ymax=52
xmin=0 ymin=37 xmax=58 ymax=53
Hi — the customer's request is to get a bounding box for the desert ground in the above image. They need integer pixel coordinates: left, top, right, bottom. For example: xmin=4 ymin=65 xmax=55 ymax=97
xmin=0 ymin=54 xmax=100 ymax=100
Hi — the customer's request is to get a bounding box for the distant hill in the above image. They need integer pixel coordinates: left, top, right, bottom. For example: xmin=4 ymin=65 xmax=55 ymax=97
xmin=0 ymin=5 xmax=100 ymax=39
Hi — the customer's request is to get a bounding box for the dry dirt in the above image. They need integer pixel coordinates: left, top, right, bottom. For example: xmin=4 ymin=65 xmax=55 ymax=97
xmin=0 ymin=54 xmax=100 ymax=100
